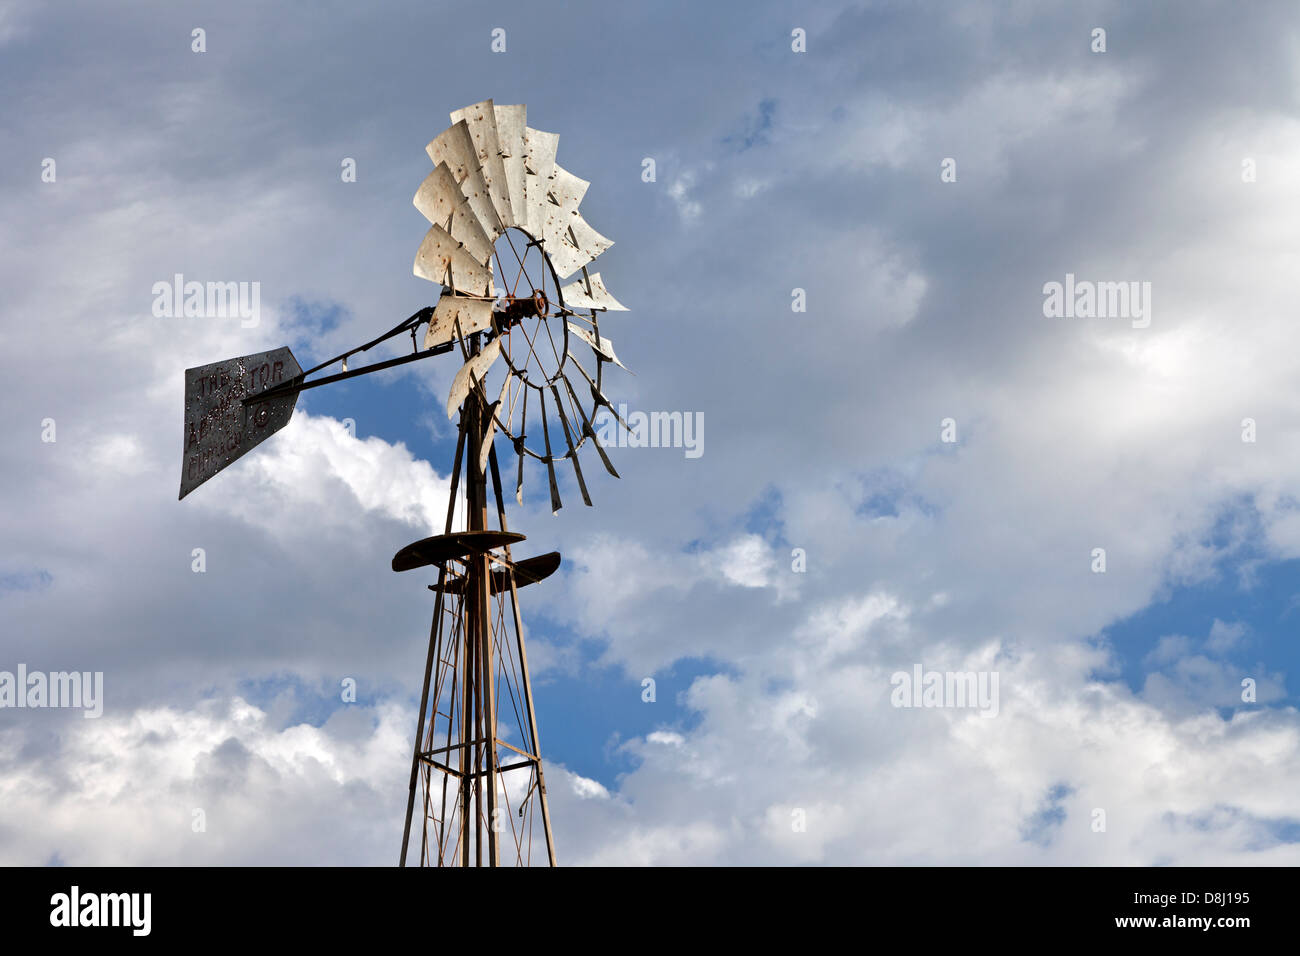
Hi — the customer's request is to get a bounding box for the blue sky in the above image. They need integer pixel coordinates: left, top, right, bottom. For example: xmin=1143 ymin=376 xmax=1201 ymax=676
xmin=3 ymin=0 xmax=1300 ymax=865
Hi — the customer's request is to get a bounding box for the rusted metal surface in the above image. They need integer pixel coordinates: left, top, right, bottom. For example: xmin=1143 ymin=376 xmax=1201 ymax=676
xmin=496 ymin=289 xmax=547 ymax=324
xmin=465 ymin=356 xmax=501 ymax=867
xmin=179 ymin=346 xmax=302 ymax=499
xmin=551 ymin=383 xmax=592 ymax=506
xmin=539 ymin=388 xmax=562 ymax=514
xmin=445 ymin=337 xmax=501 ymax=418
xmin=563 ymin=372 xmax=620 ymax=478
xmin=548 ymin=164 xmax=590 ymax=211
xmin=564 ymin=215 xmax=614 ymax=273
xmin=426 ymin=120 xmax=503 ymax=240
xmin=477 ymin=372 xmax=511 ymax=477
xmin=544 ymin=214 xmax=612 ymax=278
xmin=566 ymin=322 xmax=627 ymax=369
xmin=521 ymin=127 xmax=558 ymax=239
xmin=541 ymin=234 xmax=585 ymax=280
xmin=536 ymin=164 xmax=612 ymax=278
xmin=435 ymin=551 xmax=560 ymax=595
xmin=450 ymin=99 xmax=514 ymax=230
xmin=413 ymin=164 xmax=495 ymax=265
xmin=539 ymin=167 xmax=589 ymax=274
xmin=392 ymin=530 xmax=526 ymax=573
xmin=414 ymin=223 xmax=494 ymax=294
xmin=560 ymin=272 xmax=627 ymax=311
xmin=425 ymin=119 xmax=477 ymax=184
xmin=425 ymin=294 xmax=494 ymax=349
xmin=493 ymin=104 xmax=528 ymax=229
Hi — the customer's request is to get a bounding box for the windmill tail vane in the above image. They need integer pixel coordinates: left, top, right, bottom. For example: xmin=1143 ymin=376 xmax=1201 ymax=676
xmin=177 ymin=99 xmax=630 ymax=866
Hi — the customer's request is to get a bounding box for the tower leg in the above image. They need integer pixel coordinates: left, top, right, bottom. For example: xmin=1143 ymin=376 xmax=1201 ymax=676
xmin=400 ymin=419 xmax=465 ymax=868
xmin=461 ymin=610 xmax=473 ymax=867
xmin=489 ymin=446 xmax=557 ymax=866
xmin=399 ymin=567 xmax=445 ymax=867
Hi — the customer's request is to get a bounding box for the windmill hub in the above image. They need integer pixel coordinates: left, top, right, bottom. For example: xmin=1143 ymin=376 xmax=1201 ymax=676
xmin=496 ymin=288 xmax=548 ymax=322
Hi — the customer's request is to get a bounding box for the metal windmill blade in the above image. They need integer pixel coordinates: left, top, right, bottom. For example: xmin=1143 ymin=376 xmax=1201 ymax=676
xmin=412 ymin=101 xmax=630 ymax=514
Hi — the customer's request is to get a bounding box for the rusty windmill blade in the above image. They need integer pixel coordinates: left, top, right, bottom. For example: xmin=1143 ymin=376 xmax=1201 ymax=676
xmin=493 ymin=104 xmax=529 ymax=230
xmin=413 ymin=163 xmax=496 ymax=266
xmin=559 ymin=271 xmax=628 ymax=312
xmin=566 ymin=321 xmax=628 ymax=370
xmin=450 ymin=100 xmax=515 ymax=230
xmin=427 ymin=119 xmax=504 ymax=240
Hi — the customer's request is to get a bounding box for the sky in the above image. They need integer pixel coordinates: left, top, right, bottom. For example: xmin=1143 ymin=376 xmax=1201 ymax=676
xmin=3 ymin=0 xmax=1300 ymax=865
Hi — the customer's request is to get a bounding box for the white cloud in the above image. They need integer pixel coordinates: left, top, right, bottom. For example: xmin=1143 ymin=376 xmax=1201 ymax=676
xmin=1206 ymin=619 xmax=1248 ymax=654
xmin=206 ymin=412 xmax=454 ymax=535
xmin=667 ymin=171 xmax=703 ymax=222
xmin=707 ymin=534 xmax=776 ymax=588
xmin=0 ymin=697 xmax=410 ymax=865
xmin=570 ymin=774 xmax=611 ymax=800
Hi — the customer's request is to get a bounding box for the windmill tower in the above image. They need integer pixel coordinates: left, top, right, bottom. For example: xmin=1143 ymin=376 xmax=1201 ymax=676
xmin=177 ymin=99 xmax=628 ymax=867
xmin=396 ymin=100 xmax=627 ymax=867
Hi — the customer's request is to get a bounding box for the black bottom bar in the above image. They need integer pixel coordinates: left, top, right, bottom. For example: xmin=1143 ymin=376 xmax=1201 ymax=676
xmin=1 ymin=865 xmax=1286 ymax=943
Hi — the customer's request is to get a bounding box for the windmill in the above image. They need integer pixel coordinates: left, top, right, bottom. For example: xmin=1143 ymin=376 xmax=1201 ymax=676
xmin=178 ymin=99 xmax=628 ymax=866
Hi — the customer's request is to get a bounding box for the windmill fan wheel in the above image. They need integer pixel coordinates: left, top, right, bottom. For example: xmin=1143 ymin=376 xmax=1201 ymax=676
xmin=411 ymin=99 xmax=631 ymax=513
